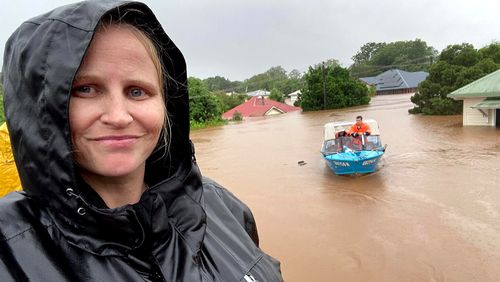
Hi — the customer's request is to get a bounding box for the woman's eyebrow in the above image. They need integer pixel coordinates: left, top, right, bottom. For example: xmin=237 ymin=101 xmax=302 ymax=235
xmin=124 ymin=79 xmax=160 ymax=92
xmin=73 ymin=75 xmax=159 ymax=90
xmin=72 ymin=74 xmax=101 ymax=84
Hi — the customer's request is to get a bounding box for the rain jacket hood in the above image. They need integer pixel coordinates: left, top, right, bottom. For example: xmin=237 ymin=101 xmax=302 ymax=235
xmin=3 ymin=0 xmax=197 ymax=255
xmin=1 ymin=1 xmax=282 ymax=281
xmin=3 ymin=0 xmax=190 ymax=209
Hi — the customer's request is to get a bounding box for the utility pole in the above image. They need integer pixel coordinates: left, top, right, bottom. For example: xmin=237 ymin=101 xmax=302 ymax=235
xmin=322 ymin=61 xmax=326 ymax=110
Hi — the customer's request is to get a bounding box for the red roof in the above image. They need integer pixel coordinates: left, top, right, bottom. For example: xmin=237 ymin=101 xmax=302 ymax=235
xmin=222 ymin=96 xmax=301 ymax=119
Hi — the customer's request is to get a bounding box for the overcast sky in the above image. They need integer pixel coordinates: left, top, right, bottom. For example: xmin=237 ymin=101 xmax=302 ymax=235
xmin=1 ymin=0 xmax=499 ymax=81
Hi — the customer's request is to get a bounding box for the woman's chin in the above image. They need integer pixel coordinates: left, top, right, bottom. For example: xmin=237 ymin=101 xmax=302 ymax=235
xmin=90 ymin=161 xmax=144 ymax=179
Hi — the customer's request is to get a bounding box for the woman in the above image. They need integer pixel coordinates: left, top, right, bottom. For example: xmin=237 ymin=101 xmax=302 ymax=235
xmin=0 ymin=1 xmax=282 ymax=281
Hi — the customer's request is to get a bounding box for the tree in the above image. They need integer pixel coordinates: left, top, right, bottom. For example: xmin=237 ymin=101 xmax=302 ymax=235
xmin=188 ymin=77 xmax=222 ymax=122
xmin=478 ymin=41 xmax=500 ymax=64
xmin=288 ymin=69 xmax=302 ymax=80
xmin=232 ymin=66 xmax=305 ymax=96
xmin=285 ymin=69 xmax=305 ymax=94
xmin=232 ymin=111 xmax=243 ymax=121
xmin=349 ymin=39 xmax=437 ymax=77
xmin=438 ymin=43 xmax=479 ymax=67
xmin=237 ymin=66 xmax=288 ymax=93
xmin=203 ymin=76 xmax=241 ymax=92
xmin=409 ymin=42 xmax=500 ymax=115
xmin=213 ymin=91 xmax=247 ymax=112
xmin=351 ymin=42 xmax=386 ymax=65
xmin=268 ymin=87 xmax=284 ymax=103
xmin=300 ymin=64 xmax=370 ymax=111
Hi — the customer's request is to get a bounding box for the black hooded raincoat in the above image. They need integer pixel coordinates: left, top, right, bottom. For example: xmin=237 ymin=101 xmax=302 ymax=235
xmin=0 ymin=1 xmax=283 ymax=281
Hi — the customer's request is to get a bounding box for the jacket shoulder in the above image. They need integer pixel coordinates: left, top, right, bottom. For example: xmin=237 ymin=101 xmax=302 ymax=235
xmin=202 ymin=177 xmax=259 ymax=246
xmin=0 ymin=192 xmax=50 ymax=242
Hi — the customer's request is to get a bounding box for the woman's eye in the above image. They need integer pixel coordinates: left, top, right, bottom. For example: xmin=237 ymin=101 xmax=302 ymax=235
xmin=78 ymin=86 xmax=91 ymax=93
xmin=72 ymin=85 xmax=95 ymax=96
xmin=129 ymin=88 xmax=147 ymax=99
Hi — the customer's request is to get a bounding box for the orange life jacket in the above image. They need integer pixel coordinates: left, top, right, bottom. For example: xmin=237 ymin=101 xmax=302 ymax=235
xmin=348 ymin=123 xmax=371 ymax=134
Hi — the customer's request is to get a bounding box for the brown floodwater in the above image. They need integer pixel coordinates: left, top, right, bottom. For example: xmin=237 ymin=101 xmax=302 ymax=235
xmin=191 ymin=94 xmax=500 ymax=282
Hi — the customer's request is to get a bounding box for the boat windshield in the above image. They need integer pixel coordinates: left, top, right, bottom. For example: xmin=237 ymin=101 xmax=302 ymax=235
xmin=323 ymin=135 xmax=383 ymax=154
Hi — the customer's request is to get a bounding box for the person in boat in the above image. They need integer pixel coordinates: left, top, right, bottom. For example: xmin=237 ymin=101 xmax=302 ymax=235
xmin=335 ymin=129 xmax=348 ymax=139
xmin=347 ymin=115 xmax=371 ymax=137
xmin=331 ymin=126 xmax=347 ymax=152
xmin=0 ymin=1 xmax=283 ymax=281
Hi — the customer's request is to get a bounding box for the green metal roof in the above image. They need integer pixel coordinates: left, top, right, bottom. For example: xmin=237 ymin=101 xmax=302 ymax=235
xmin=448 ymin=69 xmax=500 ymax=99
xmin=471 ymin=97 xmax=500 ymax=109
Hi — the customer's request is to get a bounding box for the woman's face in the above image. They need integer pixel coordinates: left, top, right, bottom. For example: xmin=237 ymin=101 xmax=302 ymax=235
xmin=69 ymin=25 xmax=164 ymax=180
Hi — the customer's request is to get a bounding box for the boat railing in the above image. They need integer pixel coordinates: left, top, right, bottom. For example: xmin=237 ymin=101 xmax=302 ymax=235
xmin=322 ymin=135 xmax=384 ymax=155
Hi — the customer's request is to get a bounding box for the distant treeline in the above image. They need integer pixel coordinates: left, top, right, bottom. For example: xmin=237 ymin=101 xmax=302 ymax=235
xmin=349 ymin=39 xmax=437 ymax=78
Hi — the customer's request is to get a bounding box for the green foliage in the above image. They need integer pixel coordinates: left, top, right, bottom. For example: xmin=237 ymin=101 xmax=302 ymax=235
xmin=410 ymin=42 xmax=500 ymax=115
xmin=188 ymin=77 xmax=222 ymax=123
xmin=237 ymin=66 xmax=287 ymax=93
xmin=189 ymin=119 xmax=227 ymax=130
xmin=300 ymin=64 xmax=370 ymax=111
xmin=367 ymin=85 xmax=376 ymax=97
xmin=350 ymin=39 xmax=437 ymax=77
xmin=237 ymin=66 xmax=304 ymax=95
xmin=203 ymin=76 xmax=241 ymax=92
xmin=268 ymin=87 xmax=284 ymax=102
xmin=283 ymin=69 xmax=305 ymax=95
xmin=213 ymin=91 xmax=246 ymax=112
xmin=351 ymin=42 xmax=386 ymax=65
xmin=232 ymin=111 xmax=243 ymax=121
xmin=478 ymin=41 xmax=500 ymax=63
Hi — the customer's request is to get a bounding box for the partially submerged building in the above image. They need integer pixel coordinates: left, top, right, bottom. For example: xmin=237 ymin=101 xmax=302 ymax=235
xmin=448 ymin=69 xmax=500 ymax=127
xmin=222 ymin=96 xmax=301 ymax=120
xmin=285 ymin=90 xmax=301 ymax=106
xmin=360 ymin=69 xmax=428 ymax=95
xmin=245 ymin=89 xmax=270 ymax=97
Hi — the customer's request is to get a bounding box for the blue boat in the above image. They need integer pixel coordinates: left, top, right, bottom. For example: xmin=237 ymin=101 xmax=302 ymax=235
xmin=321 ymin=119 xmax=386 ymax=175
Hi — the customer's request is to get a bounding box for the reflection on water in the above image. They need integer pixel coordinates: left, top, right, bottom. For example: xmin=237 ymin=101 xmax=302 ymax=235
xmin=191 ymin=94 xmax=500 ymax=282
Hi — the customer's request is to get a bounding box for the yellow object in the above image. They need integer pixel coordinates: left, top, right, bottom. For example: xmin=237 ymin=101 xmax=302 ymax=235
xmin=0 ymin=122 xmax=22 ymax=197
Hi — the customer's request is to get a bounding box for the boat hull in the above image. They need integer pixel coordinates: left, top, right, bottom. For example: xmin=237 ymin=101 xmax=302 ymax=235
xmin=324 ymin=150 xmax=384 ymax=175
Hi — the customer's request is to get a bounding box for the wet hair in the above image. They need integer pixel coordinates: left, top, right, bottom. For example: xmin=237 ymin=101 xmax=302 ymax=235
xmin=356 ymin=115 xmax=363 ymax=120
xmin=94 ymin=7 xmax=171 ymax=156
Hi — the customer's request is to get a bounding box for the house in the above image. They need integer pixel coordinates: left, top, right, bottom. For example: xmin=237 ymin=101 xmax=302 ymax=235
xmin=222 ymin=96 xmax=301 ymax=120
xmin=285 ymin=90 xmax=301 ymax=106
xmin=447 ymin=69 xmax=500 ymax=127
xmin=246 ymin=89 xmax=270 ymax=97
xmin=360 ymin=69 xmax=428 ymax=95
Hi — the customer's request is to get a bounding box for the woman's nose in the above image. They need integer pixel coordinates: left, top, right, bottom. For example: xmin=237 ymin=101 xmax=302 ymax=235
xmin=100 ymin=94 xmax=133 ymax=127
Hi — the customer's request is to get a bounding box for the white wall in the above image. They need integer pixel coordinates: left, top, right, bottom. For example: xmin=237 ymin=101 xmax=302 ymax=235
xmin=463 ymin=98 xmax=493 ymax=126
xmin=265 ymin=107 xmax=284 ymax=116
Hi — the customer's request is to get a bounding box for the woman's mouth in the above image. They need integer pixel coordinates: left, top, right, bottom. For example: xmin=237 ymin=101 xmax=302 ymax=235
xmin=92 ymin=135 xmax=140 ymax=148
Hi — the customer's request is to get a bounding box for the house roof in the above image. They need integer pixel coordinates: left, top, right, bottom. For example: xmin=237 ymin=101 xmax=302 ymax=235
xmin=246 ymin=89 xmax=270 ymax=97
xmin=447 ymin=69 xmax=500 ymax=99
xmin=222 ymin=96 xmax=301 ymax=119
xmin=359 ymin=77 xmax=377 ymax=85
xmin=288 ymin=90 xmax=301 ymax=97
xmin=471 ymin=97 xmax=500 ymax=109
xmin=360 ymin=69 xmax=428 ymax=91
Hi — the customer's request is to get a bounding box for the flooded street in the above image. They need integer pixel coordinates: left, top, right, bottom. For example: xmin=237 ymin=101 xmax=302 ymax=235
xmin=191 ymin=94 xmax=500 ymax=282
